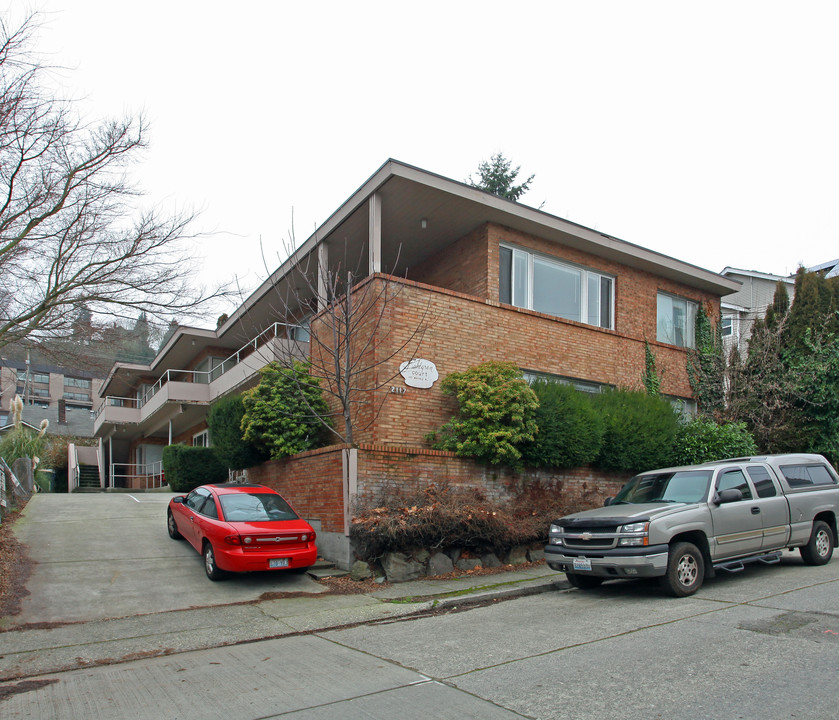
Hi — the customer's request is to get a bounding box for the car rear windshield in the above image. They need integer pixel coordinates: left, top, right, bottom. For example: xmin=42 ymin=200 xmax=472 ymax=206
xmin=612 ymin=470 xmax=713 ymax=504
xmin=219 ymin=493 xmax=299 ymax=522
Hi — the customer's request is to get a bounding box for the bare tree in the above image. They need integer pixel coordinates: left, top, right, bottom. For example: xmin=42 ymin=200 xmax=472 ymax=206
xmin=262 ymin=240 xmax=431 ymax=446
xmin=0 ymin=13 xmax=230 ymax=349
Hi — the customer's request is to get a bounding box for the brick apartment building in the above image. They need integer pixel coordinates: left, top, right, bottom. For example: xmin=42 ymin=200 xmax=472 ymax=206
xmin=93 ymin=160 xmax=740 ymax=566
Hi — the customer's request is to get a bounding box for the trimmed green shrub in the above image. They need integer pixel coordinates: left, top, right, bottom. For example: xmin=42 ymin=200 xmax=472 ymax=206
xmin=427 ymin=361 xmax=539 ymax=467
xmin=521 ymin=381 xmax=604 ymax=469
xmin=163 ymin=444 xmax=227 ymax=493
xmin=673 ymin=417 xmax=758 ymax=465
xmin=594 ymin=388 xmax=679 ymax=472
xmin=206 ymin=394 xmax=268 ymax=470
xmin=241 ymin=361 xmax=331 ymax=460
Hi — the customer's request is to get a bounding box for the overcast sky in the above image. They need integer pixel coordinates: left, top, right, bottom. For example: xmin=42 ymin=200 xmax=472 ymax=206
xmin=27 ymin=1 xmax=839 ymax=318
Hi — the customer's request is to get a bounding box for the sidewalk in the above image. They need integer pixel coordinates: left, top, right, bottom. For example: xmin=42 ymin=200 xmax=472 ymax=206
xmin=0 ymin=564 xmax=567 ymax=682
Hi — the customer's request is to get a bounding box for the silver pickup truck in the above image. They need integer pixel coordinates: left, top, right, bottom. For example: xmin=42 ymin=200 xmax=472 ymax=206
xmin=545 ymin=454 xmax=839 ymax=596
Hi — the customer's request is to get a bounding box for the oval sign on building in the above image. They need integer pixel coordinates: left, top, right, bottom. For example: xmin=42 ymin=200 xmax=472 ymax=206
xmin=399 ymin=359 xmax=438 ymax=389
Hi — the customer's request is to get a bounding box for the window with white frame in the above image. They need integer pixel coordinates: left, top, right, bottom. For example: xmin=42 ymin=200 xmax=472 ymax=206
xmin=499 ymin=245 xmax=614 ymax=329
xmin=656 ymin=293 xmax=697 ymax=348
xmin=193 ymin=429 xmax=209 ymax=447
xmin=721 ymin=315 xmax=733 ymax=337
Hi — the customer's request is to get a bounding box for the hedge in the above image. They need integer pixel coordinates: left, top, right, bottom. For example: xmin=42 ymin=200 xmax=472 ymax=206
xmin=163 ymin=444 xmax=227 ymax=492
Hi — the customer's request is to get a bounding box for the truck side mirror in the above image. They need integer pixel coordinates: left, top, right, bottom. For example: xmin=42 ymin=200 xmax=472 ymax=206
xmin=714 ymin=488 xmax=744 ymax=505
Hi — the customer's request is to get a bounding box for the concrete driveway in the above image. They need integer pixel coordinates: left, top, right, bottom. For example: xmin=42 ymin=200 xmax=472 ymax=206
xmin=8 ymin=493 xmax=324 ymax=626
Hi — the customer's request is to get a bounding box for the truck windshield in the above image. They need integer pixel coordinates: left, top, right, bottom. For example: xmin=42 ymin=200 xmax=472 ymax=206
xmin=612 ymin=470 xmax=713 ymax=504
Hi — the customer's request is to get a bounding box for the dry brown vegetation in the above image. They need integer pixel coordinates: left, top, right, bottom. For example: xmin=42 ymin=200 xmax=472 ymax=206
xmin=0 ymin=500 xmax=31 ymax=618
xmin=351 ymin=481 xmax=597 ymax=561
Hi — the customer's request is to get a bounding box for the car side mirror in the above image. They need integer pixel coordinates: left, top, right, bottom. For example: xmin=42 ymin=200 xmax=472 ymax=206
xmin=714 ymin=488 xmax=743 ymax=505
xmin=604 ymin=497 xmax=613 ymax=507
xmin=172 ymin=496 xmax=185 ymax=504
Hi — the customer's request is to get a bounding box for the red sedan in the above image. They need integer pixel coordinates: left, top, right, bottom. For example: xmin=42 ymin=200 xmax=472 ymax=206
xmin=167 ymin=483 xmax=317 ymax=580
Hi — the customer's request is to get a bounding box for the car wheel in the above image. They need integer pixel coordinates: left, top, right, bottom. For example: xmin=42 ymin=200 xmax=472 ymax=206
xmin=565 ymin=572 xmax=604 ymax=589
xmin=203 ymin=542 xmax=227 ymax=581
xmin=167 ymin=510 xmax=183 ymax=540
xmin=660 ymin=542 xmax=704 ymax=597
xmin=800 ymin=520 xmax=834 ymax=566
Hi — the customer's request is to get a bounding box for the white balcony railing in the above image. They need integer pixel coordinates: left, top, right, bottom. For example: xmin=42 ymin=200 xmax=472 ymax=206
xmin=95 ymin=322 xmax=305 ymax=421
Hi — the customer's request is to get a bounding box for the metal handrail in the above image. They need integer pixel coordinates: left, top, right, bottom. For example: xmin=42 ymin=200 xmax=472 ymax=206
xmin=95 ymin=321 xmax=304 ymax=419
xmin=109 ymin=461 xmax=166 ymax=490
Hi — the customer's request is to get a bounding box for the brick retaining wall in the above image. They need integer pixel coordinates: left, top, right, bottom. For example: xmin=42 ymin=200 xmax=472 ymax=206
xmin=248 ymin=443 xmax=630 ymax=535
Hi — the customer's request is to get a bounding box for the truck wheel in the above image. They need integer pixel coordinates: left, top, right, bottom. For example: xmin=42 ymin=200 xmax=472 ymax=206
xmin=660 ymin=542 xmax=704 ymax=597
xmin=565 ymin=572 xmax=604 ymax=589
xmin=800 ymin=521 xmax=834 ymax=566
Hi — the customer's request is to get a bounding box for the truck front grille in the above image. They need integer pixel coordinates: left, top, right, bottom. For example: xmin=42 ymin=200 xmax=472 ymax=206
xmin=563 ymin=525 xmax=619 ymax=550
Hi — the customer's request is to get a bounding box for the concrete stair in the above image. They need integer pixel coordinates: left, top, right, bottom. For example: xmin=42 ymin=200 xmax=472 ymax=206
xmin=74 ymin=465 xmax=101 ymax=492
xmin=306 ymin=558 xmax=349 ymax=579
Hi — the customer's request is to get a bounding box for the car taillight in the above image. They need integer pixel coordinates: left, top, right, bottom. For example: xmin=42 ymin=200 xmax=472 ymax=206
xmin=303 ymin=531 xmax=316 ymax=543
xmin=224 ymin=535 xmax=242 ymax=546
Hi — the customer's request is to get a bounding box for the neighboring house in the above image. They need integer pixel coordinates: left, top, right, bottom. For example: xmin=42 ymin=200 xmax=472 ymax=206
xmin=719 ymin=267 xmax=796 ymax=358
xmin=0 ymin=359 xmax=104 ymax=437
xmin=93 ymin=159 xmax=740 ymax=565
xmin=808 ymin=258 xmax=839 ymax=278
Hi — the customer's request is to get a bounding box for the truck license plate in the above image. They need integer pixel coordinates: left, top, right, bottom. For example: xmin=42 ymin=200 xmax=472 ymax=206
xmin=573 ymin=557 xmax=592 ymax=571
xmin=269 ymin=558 xmax=290 ymax=569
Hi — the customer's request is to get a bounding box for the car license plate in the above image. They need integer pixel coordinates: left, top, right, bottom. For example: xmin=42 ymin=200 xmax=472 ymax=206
xmin=573 ymin=557 xmax=592 ymax=571
xmin=269 ymin=558 xmax=290 ymax=569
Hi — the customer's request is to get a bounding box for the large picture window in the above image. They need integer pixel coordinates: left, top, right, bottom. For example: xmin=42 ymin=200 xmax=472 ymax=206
xmin=656 ymin=293 xmax=697 ymax=348
xmin=499 ymin=245 xmax=613 ymax=329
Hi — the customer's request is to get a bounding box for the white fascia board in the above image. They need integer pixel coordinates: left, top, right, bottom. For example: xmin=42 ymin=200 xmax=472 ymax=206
xmin=720 ymin=267 xmax=796 ymax=284
xmin=721 ymin=302 xmax=749 ymax=313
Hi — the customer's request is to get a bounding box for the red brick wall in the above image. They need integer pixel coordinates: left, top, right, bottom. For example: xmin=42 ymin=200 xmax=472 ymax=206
xmin=356 ymin=444 xmax=628 ymax=508
xmin=173 ymin=421 xmax=207 ymax=446
xmin=249 ymin=444 xmax=629 ymax=530
xmin=408 ymin=224 xmax=490 ymax=297
xmin=352 ymin=277 xmax=708 ymax=447
xmin=247 ymin=445 xmax=346 ymax=533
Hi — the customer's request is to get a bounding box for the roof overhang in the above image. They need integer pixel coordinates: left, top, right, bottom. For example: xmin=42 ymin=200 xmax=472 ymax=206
xmin=221 ymin=159 xmax=741 ymax=335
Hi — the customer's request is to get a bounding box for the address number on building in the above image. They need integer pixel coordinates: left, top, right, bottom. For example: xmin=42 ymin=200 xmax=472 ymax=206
xmin=390 ymin=386 xmax=406 ymax=395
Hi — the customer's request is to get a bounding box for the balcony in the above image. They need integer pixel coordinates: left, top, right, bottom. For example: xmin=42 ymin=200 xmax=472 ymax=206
xmin=94 ymin=323 xmax=308 ymax=437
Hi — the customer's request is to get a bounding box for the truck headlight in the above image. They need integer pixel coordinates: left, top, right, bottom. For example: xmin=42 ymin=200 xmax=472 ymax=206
xmin=549 ymin=523 xmax=564 ymax=546
xmin=618 ymin=521 xmax=649 ymax=547
xmin=619 ymin=522 xmax=648 ymax=533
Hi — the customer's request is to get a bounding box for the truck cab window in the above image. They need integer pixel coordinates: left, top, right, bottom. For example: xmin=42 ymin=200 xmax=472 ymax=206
xmin=717 ymin=469 xmax=752 ymax=500
xmin=746 ymin=466 xmax=777 ymax=498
